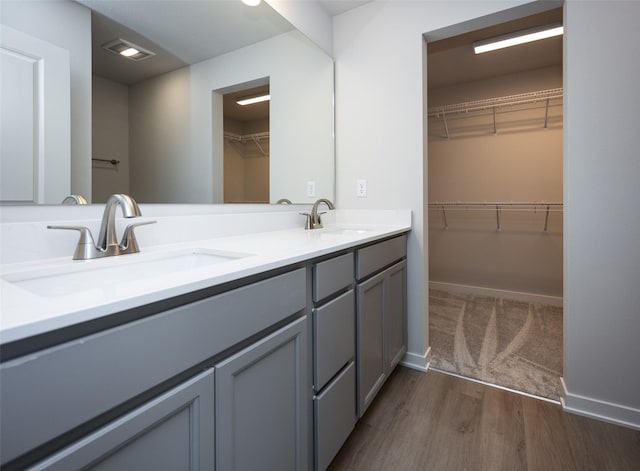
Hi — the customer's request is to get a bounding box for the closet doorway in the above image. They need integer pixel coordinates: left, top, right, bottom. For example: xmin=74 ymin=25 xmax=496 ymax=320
xmin=426 ymin=8 xmax=564 ymax=401
xmin=222 ymin=83 xmax=270 ymax=203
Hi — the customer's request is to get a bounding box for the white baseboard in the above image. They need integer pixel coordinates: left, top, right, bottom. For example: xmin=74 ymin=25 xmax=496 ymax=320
xmin=400 ymin=347 xmax=431 ymax=372
xmin=429 ymin=281 xmax=563 ymax=307
xmin=561 ymin=377 xmax=640 ymax=431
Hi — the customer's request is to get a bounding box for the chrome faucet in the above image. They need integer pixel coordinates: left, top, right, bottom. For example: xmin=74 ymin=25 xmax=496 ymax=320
xmin=61 ymin=194 xmax=88 ymax=205
xmin=48 ymin=194 xmax=156 ymax=260
xmin=300 ymin=198 xmax=335 ymax=229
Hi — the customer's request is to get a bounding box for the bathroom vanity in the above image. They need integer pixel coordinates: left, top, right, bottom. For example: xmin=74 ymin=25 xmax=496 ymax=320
xmin=0 ymin=209 xmax=410 ymax=470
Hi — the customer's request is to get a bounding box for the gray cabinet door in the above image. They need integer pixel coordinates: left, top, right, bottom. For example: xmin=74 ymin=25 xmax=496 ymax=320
xmin=356 ymin=259 xmax=407 ymax=417
xmin=385 ymin=260 xmax=407 ymax=374
xmin=356 ymin=271 xmax=386 ymax=417
xmin=30 ymin=369 xmax=215 ymax=471
xmin=215 ymin=316 xmax=308 ymax=471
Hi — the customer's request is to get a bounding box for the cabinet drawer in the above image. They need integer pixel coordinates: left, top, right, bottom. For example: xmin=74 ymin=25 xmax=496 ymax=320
xmin=314 ymin=362 xmax=356 ymax=471
xmin=313 ymin=252 xmax=354 ymax=302
xmin=0 ymin=268 xmax=306 ymax=465
xmin=313 ymin=290 xmax=355 ymax=391
xmin=356 ymin=235 xmax=407 ymax=281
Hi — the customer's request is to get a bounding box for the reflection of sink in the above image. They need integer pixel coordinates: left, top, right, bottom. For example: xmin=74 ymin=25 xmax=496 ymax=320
xmin=2 ymin=248 xmax=252 ymax=297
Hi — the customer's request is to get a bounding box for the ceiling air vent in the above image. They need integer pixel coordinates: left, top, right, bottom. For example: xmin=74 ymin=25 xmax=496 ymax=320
xmin=102 ymin=39 xmax=155 ymax=61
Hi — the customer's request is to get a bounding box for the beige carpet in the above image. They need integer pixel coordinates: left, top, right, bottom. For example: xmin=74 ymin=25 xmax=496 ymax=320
xmin=429 ymin=288 xmax=563 ymax=400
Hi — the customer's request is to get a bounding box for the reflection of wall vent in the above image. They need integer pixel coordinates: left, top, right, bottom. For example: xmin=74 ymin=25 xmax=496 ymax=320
xmin=102 ymin=39 xmax=155 ymax=61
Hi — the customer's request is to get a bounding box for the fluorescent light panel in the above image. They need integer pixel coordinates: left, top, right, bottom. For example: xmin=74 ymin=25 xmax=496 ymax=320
xmin=473 ymin=23 xmax=563 ymax=54
xmin=236 ymin=94 xmax=270 ymax=106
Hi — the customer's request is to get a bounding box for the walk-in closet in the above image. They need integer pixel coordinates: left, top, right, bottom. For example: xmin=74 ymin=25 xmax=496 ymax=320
xmin=426 ymin=8 xmax=564 ymax=401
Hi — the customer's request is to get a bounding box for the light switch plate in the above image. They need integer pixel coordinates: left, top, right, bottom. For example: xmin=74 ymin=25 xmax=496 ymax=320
xmin=307 ymin=181 xmax=316 ymax=197
xmin=357 ymin=179 xmax=367 ymax=197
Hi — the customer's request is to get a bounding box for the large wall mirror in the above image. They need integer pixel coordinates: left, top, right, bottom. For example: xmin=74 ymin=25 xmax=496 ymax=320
xmin=0 ymin=0 xmax=334 ymax=205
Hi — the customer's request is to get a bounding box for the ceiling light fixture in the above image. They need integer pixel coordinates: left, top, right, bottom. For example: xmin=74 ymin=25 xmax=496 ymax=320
xmin=236 ymin=94 xmax=270 ymax=106
xmin=242 ymin=0 xmax=261 ymax=6
xmin=102 ymin=39 xmax=155 ymax=61
xmin=473 ymin=23 xmax=563 ymax=54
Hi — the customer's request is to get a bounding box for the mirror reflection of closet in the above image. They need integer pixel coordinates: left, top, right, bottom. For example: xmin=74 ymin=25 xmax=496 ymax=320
xmin=222 ymin=83 xmax=270 ymax=203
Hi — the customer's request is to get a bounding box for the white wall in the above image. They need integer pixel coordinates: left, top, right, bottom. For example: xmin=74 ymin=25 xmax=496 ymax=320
xmin=334 ymin=0 xmax=640 ymax=429
xmin=0 ymin=0 xmax=92 ymax=200
xmin=129 ymin=30 xmax=334 ymax=204
xmin=129 ymin=67 xmax=195 ymax=203
xmin=266 ymin=0 xmax=333 ymax=56
xmin=562 ymin=0 xmax=640 ymax=429
xmin=92 ymin=76 xmax=129 ymax=203
xmin=333 ymin=0 xmax=541 ymax=370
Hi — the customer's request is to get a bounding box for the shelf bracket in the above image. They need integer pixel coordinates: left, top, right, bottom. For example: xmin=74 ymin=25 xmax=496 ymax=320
xmin=442 ymin=110 xmax=450 ymax=139
xmin=441 ymin=205 xmax=448 ymax=229
xmin=496 ymin=205 xmax=501 ymax=231
xmin=492 ymin=106 xmax=497 ymax=135
xmin=544 ymin=204 xmax=550 ymax=232
xmin=544 ymin=98 xmax=550 ymax=129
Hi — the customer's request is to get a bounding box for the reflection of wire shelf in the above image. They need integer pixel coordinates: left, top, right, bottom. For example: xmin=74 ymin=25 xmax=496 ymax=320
xmin=224 ymin=131 xmax=270 ymax=156
xmin=427 ymin=88 xmax=563 ymax=138
xmin=428 ymin=201 xmax=563 ymax=232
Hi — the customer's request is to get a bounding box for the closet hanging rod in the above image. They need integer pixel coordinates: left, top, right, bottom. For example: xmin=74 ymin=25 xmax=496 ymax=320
xmin=429 ymin=202 xmax=562 ymax=232
xmin=92 ymin=158 xmax=119 ymax=165
xmin=428 ymin=202 xmax=562 ymax=207
xmin=427 ymin=88 xmax=563 ymax=117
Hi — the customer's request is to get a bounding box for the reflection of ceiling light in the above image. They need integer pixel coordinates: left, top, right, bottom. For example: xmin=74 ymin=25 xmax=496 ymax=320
xmin=120 ymin=47 xmax=139 ymax=57
xmin=242 ymin=0 xmax=261 ymax=6
xmin=236 ymin=94 xmax=270 ymax=106
xmin=473 ymin=23 xmax=563 ymax=54
xmin=102 ymin=39 xmax=155 ymax=61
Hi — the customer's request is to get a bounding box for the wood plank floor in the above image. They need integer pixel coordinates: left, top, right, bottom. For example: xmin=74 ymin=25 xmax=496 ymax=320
xmin=328 ymin=367 xmax=640 ymax=471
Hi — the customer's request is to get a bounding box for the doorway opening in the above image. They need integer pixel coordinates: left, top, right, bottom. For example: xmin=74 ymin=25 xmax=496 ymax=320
xmin=425 ymin=7 xmax=564 ymax=401
xmin=222 ymin=83 xmax=270 ymax=203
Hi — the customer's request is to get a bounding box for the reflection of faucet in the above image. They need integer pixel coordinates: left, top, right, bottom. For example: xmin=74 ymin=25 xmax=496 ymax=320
xmin=48 ymin=194 xmax=156 ymax=260
xmin=300 ymin=198 xmax=335 ymax=229
xmin=61 ymin=194 xmax=88 ymax=205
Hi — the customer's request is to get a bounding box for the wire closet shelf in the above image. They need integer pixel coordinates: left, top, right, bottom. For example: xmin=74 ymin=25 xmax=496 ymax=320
xmin=427 ymin=88 xmax=563 ymax=138
xmin=428 ymin=201 xmax=563 ymax=232
xmin=224 ymin=131 xmax=269 ymax=156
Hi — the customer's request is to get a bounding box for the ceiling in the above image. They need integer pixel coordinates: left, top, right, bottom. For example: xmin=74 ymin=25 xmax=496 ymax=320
xmin=318 ymin=0 xmax=371 ymax=16
xmin=427 ymin=8 xmax=563 ymax=89
xmin=82 ymin=0 xmax=295 ymax=84
xmin=84 ymin=0 xmax=371 ymax=86
xmin=224 ymin=85 xmax=270 ymax=122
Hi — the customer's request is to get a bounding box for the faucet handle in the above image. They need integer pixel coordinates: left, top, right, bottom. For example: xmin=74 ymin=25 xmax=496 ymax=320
xmin=120 ymin=220 xmax=157 ymax=252
xmin=299 ymin=212 xmax=312 ymax=230
xmin=48 ymin=225 xmax=99 ymax=260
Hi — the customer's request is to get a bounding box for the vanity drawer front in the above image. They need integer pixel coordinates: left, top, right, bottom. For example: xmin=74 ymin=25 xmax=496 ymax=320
xmin=356 ymin=235 xmax=407 ymax=281
xmin=0 ymin=268 xmax=305 ymax=466
xmin=313 ymin=289 xmax=355 ymax=391
xmin=314 ymin=362 xmax=356 ymax=471
xmin=313 ymin=252 xmax=354 ymax=302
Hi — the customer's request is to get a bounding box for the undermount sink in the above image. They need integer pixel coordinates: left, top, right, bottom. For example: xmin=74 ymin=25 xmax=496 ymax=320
xmin=317 ymin=227 xmax=372 ymax=235
xmin=2 ymin=248 xmax=253 ymax=297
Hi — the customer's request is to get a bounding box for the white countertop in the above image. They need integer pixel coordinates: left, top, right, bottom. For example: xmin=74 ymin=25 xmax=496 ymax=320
xmin=0 ymin=220 xmax=410 ymax=345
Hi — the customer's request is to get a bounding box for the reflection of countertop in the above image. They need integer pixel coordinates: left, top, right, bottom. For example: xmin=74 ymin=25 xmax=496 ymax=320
xmin=0 ymin=216 xmax=411 ymax=345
